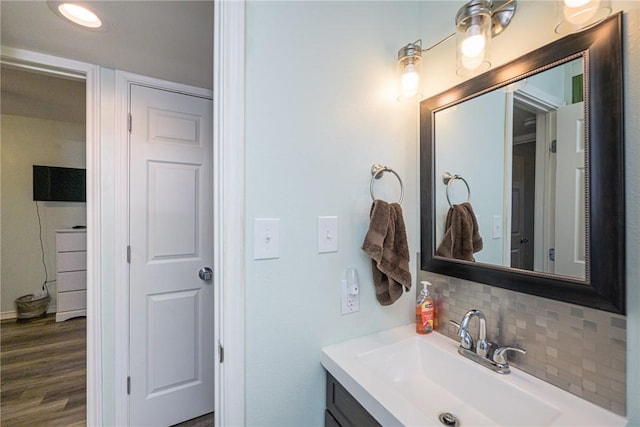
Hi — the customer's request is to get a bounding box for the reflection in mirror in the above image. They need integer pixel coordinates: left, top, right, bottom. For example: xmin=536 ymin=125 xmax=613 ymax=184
xmin=433 ymin=58 xmax=587 ymax=282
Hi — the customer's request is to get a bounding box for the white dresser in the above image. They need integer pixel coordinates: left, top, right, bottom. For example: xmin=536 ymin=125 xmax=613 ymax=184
xmin=55 ymin=229 xmax=87 ymax=322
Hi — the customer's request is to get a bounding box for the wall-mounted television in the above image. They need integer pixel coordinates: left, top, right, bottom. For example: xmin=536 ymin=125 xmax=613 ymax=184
xmin=33 ymin=165 xmax=86 ymax=202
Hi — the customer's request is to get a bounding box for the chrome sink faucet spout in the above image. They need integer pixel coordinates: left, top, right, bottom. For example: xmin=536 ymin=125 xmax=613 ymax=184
xmin=459 ymin=308 xmax=489 ymax=357
xmin=451 ymin=308 xmax=526 ymax=374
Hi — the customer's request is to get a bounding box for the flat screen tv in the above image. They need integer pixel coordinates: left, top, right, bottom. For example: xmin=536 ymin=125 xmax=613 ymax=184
xmin=33 ymin=165 xmax=86 ymax=202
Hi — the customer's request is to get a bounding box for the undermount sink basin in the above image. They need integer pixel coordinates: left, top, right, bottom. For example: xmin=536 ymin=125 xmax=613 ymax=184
xmin=321 ymin=325 xmax=626 ymax=426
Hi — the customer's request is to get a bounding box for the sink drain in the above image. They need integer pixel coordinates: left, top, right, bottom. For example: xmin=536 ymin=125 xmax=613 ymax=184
xmin=438 ymin=412 xmax=459 ymax=426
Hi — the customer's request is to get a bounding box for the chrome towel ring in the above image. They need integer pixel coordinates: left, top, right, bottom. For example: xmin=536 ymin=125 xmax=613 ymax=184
xmin=370 ymin=163 xmax=404 ymax=204
xmin=442 ymin=171 xmax=470 ymax=207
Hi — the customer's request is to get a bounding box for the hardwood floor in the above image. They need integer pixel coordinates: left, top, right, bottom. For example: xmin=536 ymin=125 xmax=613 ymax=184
xmin=172 ymin=412 xmax=214 ymax=427
xmin=1 ymin=314 xmax=86 ymax=426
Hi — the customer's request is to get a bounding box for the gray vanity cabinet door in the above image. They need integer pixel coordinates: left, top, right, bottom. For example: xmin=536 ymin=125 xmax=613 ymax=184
xmin=325 ymin=373 xmax=381 ymax=427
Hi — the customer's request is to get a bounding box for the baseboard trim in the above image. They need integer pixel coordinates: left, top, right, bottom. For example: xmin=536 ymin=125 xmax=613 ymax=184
xmin=1 ymin=311 xmax=17 ymax=321
xmin=1 ymin=305 xmax=57 ymax=321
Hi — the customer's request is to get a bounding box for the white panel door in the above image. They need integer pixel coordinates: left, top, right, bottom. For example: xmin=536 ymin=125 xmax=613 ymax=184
xmin=555 ymin=102 xmax=586 ymax=280
xmin=129 ymin=84 xmax=214 ymax=426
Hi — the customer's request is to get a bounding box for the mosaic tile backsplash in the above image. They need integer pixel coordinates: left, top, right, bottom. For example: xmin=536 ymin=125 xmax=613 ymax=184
xmin=417 ymin=270 xmax=626 ymax=416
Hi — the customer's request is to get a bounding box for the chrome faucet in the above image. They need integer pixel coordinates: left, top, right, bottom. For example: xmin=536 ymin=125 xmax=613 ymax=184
xmin=458 ymin=308 xmax=489 ymax=357
xmin=450 ymin=308 xmax=526 ymax=374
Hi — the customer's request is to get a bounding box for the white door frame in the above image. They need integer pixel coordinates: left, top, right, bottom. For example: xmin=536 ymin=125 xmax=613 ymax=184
xmin=213 ymin=1 xmax=246 ymax=425
xmin=513 ymin=88 xmax=564 ymax=273
xmin=0 ymin=46 xmax=103 ymax=426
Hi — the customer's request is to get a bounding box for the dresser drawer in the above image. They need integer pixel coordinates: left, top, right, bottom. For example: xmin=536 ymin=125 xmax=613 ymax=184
xmin=57 ymin=271 xmax=87 ymax=292
xmin=57 ymin=251 xmax=87 ymax=272
xmin=57 ymin=290 xmax=86 ymax=312
xmin=56 ymin=231 xmax=87 ymax=252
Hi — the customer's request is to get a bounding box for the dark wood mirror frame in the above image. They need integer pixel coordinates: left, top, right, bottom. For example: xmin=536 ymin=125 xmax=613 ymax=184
xmin=420 ymin=13 xmax=624 ymax=314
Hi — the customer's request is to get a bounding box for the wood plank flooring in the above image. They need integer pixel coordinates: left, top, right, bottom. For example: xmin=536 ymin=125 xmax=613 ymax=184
xmin=1 ymin=315 xmax=86 ymax=426
xmin=172 ymin=412 xmax=214 ymax=427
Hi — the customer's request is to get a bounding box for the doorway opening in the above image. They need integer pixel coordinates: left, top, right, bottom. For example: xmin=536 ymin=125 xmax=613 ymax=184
xmin=1 ymin=48 xmax=101 ymax=425
xmin=1 ymin=63 xmax=89 ymax=425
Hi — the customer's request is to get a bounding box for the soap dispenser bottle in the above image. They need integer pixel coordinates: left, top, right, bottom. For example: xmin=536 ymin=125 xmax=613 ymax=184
xmin=415 ymin=281 xmax=435 ymax=335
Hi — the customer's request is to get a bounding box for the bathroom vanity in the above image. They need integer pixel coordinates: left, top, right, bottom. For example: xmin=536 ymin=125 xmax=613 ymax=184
xmin=322 ymin=325 xmax=626 ymax=426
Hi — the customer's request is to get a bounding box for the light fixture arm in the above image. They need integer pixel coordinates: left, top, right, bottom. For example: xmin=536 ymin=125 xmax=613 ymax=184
xmin=490 ymin=0 xmax=517 ymax=37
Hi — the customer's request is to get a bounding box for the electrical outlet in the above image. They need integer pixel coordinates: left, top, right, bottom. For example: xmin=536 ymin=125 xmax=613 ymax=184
xmin=341 ymin=279 xmax=359 ymax=315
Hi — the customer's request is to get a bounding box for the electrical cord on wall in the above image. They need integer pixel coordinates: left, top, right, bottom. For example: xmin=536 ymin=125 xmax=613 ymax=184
xmin=35 ymin=201 xmax=56 ymax=294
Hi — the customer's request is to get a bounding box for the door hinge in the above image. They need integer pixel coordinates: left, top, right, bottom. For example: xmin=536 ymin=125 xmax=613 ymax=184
xmin=219 ymin=342 xmax=224 ymax=363
xmin=549 ymin=248 xmax=555 ymax=261
xmin=127 ymin=245 xmax=131 ymax=264
xmin=550 ymin=139 xmax=557 ymax=154
xmin=127 ymin=376 xmax=131 ymax=395
xmin=128 ymin=113 xmax=132 ymax=133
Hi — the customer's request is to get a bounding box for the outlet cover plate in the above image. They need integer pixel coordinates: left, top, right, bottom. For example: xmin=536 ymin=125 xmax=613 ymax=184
xmin=341 ymin=279 xmax=359 ymax=315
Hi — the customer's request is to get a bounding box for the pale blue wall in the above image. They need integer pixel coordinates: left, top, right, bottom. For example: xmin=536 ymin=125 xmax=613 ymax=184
xmin=244 ymin=1 xmax=430 ymax=425
xmin=434 ymin=91 xmax=507 ymax=265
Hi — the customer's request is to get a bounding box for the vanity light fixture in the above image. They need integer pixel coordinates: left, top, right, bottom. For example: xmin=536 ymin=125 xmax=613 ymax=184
xmin=397 ymin=40 xmax=423 ymax=101
xmin=555 ymin=0 xmax=611 ymax=34
xmin=48 ymin=1 xmax=107 ymax=30
xmin=455 ymin=0 xmax=517 ymax=77
xmin=397 ymin=0 xmax=516 ymax=100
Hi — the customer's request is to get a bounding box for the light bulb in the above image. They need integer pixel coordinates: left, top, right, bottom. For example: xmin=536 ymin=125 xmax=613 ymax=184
xmin=58 ymin=3 xmax=102 ymax=28
xmin=461 ymin=24 xmax=486 ymax=58
xmin=401 ymin=63 xmax=420 ymax=98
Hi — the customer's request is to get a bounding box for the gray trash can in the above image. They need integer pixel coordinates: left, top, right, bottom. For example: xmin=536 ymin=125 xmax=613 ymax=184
xmin=15 ymin=293 xmax=51 ymax=322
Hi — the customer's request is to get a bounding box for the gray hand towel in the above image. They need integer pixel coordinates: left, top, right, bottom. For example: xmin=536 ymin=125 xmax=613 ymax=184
xmin=361 ymin=200 xmax=412 ymax=306
xmin=436 ymin=201 xmax=483 ymax=262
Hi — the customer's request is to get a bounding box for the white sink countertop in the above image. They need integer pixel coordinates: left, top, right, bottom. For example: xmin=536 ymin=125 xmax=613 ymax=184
xmin=321 ymin=325 xmax=627 ymax=427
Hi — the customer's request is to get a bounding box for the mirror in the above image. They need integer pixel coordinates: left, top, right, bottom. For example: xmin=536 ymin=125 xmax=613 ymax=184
xmin=434 ymin=57 xmax=586 ymax=279
xmin=420 ymin=13 xmax=625 ymax=314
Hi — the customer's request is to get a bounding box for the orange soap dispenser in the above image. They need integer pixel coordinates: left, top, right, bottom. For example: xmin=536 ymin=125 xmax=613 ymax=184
xmin=415 ymin=281 xmax=435 ymax=335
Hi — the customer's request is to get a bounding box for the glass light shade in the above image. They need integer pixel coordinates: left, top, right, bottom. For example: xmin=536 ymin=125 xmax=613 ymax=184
xmin=456 ymin=9 xmax=491 ymax=77
xmin=555 ymin=0 xmax=611 ymax=34
xmin=400 ymin=62 xmax=421 ymax=99
xmin=397 ymin=43 xmax=422 ymax=101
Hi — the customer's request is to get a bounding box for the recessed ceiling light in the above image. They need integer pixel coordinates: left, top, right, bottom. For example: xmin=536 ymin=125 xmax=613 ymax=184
xmin=48 ymin=2 xmax=109 ymax=30
xmin=58 ymin=3 xmax=102 ymax=28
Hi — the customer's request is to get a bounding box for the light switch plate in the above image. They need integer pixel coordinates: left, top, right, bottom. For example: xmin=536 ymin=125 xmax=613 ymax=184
xmin=492 ymin=215 xmax=502 ymax=239
xmin=254 ymin=218 xmax=280 ymax=260
xmin=317 ymin=216 xmax=338 ymax=253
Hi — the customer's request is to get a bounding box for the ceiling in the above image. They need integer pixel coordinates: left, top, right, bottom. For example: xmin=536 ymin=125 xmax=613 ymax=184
xmin=1 ymin=1 xmax=213 ymax=124
xmin=1 ymin=65 xmax=86 ymax=123
xmin=1 ymin=1 xmax=213 ymax=89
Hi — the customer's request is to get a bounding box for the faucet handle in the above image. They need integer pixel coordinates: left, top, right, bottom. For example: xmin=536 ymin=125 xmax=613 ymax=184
xmin=492 ymin=346 xmax=527 ymax=365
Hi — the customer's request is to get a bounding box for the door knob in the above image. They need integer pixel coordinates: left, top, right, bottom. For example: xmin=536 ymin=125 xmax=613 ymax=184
xmin=198 ymin=267 xmax=213 ymax=281
xmin=520 ymin=238 xmax=529 ymax=244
